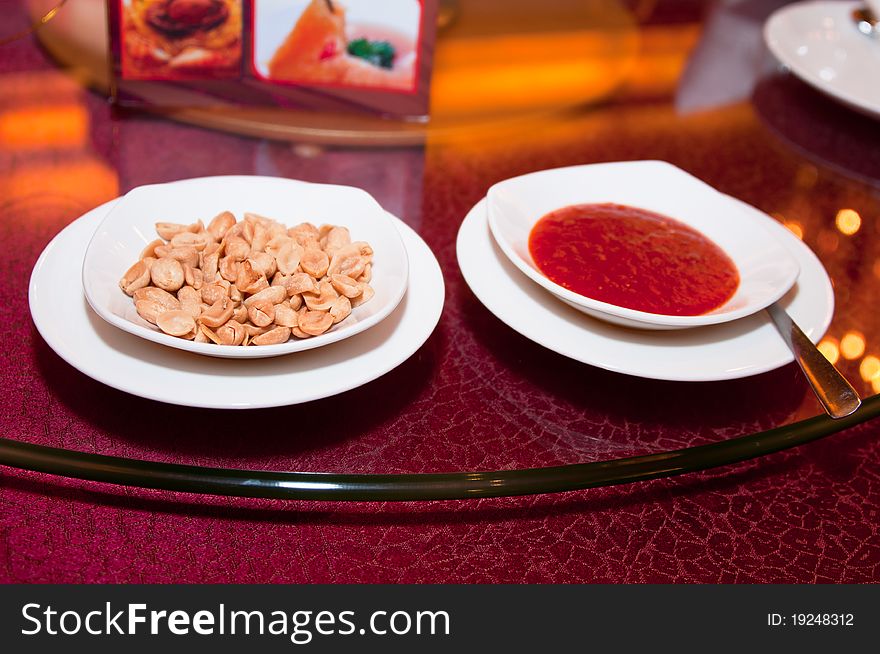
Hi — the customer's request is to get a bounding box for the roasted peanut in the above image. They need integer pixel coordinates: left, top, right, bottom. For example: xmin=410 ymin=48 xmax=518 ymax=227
xmin=123 ymin=211 xmax=374 ymax=346
xmin=200 ymin=283 xmax=227 ymax=306
xmin=225 ymin=236 xmax=250 ymax=261
xmin=300 ymin=248 xmax=329 ymax=277
xmin=329 ymin=295 xmax=352 ymax=324
xmin=250 ymin=252 xmax=277 ymax=278
xmin=265 ymin=235 xmax=293 ymax=257
xmin=155 ymin=222 xmax=187 ymax=240
xmin=216 ymin=320 xmax=246 ymax=346
xmin=207 ymin=211 xmax=236 ymax=240
xmin=247 ymin=299 xmax=275 ymax=327
xmin=135 ymin=299 xmax=164 ymax=325
xmin=302 ymin=280 xmax=338 ymax=311
xmin=298 ymin=309 xmax=334 ymax=336
xmin=133 ymin=286 xmax=180 ymax=310
xmin=351 ymin=283 xmax=375 ymax=307
xmin=276 ymin=241 xmax=304 ymax=275
xmin=330 ymin=273 xmax=361 ymax=298
xmin=285 ymin=272 xmax=317 ymax=296
xmin=140 ymin=239 xmax=164 ymax=260
xmin=157 ymin=310 xmax=196 ymax=337
xmin=201 ymin=250 xmax=220 ymax=281
xmin=244 ymin=285 xmax=287 ymax=307
xmin=120 ymin=258 xmax=154 ymax=295
xmin=156 ymin=245 xmax=199 ymax=268
xmin=273 ymin=302 xmax=299 ymax=327
xmin=251 ymin=221 xmax=269 ymax=253
xmin=243 ymin=323 xmax=269 ymax=337
xmin=288 ymin=222 xmax=319 ymax=241
xmin=323 ymin=226 xmax=351 ymax=254
xmin=183 ymin=263 xmax=203 ymax=290
xmin=150 ymin=257 xmax=185 ymax=292
xmin=199 ymin=298 xmax=234 ymax=328
xmin=252 ymin=326 xmax=291 ymax=346
xmin=218 ymin=255 xmax=239 ymax=282
xmin=171 ymin=231 xmax=208 ymax=251
xmin=231 ymin=304 xmax=247 ymax=323
xmin=236 ymin=260 xmax=268 ymax=295
xmin=177 ymin=286 xmax=202 ymax=319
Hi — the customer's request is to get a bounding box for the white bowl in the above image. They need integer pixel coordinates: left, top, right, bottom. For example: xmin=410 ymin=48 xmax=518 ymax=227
xmin=487 ymin=161 xmax=800 ymax=330
xmin=82 ymin=175 xmax=409 ymax=358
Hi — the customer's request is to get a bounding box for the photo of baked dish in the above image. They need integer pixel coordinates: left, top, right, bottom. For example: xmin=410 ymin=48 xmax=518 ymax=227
xmin=256 ymin=0 xmax=420 ymax=92
xmin=120 ymin=0 xmax=243 ymax=79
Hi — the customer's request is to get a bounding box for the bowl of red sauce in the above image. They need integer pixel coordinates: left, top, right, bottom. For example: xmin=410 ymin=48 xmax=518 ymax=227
xmin=487 ymin=161 xmax=801 ymax=329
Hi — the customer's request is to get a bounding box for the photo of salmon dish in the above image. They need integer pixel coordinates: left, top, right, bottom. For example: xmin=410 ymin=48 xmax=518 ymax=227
xmin=257 ymin=0 xmax=420 ymax=92
xmin=121 ymin=0 xmax=243 ymax=79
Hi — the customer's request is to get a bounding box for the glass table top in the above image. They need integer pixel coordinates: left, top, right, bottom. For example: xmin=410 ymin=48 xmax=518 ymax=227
xmin=1 ymin=0 xmax=878 ymax=500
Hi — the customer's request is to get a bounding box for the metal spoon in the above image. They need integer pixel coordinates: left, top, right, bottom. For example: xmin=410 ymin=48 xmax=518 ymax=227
xmin=766 ymin=303 xmax=861 ymax=419
xmin=853 ymin=7 xmax=879 ymax=37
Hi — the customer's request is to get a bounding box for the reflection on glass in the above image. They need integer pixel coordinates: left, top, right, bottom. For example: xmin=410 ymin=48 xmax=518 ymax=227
xmin=0 ymin=70 xmax=117 ymax=215
xmin=860 ymin=355 xmax=880 ymax=383
xmin=817 ymin=229 xmax=840 ymax=253
xmin=818 ymin=337 xmax=840 ymax=364
xmin=840 ymin=331 xmax=866 ymax=360
xmin=835 ymin=208 xmax=861 ymax=236
xmin=783 ymin=220 xmax=804 ymax=240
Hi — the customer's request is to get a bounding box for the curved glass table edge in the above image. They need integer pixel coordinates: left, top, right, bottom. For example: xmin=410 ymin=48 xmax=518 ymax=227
xmin=1 ymin=393 xmax=877 ymax=501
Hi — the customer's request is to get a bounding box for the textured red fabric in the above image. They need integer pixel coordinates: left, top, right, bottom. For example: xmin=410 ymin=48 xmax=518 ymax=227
xmin=1 ymin=1 xmax=879 ymax=583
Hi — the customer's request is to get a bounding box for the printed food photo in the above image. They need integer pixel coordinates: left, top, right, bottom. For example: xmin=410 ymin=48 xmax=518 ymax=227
xmin=120 ymin=0 xmax=243 ymax=78
xmin=256 ymin=0 xmax=420 ymax=91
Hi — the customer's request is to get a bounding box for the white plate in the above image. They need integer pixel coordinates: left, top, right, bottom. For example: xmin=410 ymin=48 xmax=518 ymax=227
xmin=458 ymin=197 xmax=833 ymax=382
xmin=487 ymin=161 xmax=800 ymax=329
xmin=31 ymin=200 xmax=444 ymax=409
xmin=83 ymin=176 xmax=409 ymax=359
xmin=764 ymin=0 xmax=880 ymax=120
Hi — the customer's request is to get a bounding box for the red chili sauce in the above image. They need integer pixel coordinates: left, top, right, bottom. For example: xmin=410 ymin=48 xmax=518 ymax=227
xmin=528 ymin=203 xmax=740 ymax=316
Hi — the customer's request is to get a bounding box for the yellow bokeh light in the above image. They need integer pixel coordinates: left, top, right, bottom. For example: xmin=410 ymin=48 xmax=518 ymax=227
xmin=835 ymin=209 xmax=861 ymax=236
xmin=860 ymin=355 xmax=880 ymax=382
xmin=840 ymin=332 xmax=866 ymax=360
xmin=873 ymin=377 xmax=880 ymax=395
xmin=784 ymin=221 xmax=804 ymax=240
xmin=818 ymin=337 xmax=840 ymax=364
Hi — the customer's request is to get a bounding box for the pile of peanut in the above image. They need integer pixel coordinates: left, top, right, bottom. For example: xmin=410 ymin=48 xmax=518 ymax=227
xmin=119 ymin=211 xmax=374 ymax=346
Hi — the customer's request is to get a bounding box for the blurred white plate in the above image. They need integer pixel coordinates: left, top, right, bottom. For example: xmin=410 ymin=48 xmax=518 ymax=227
xmin=82 ymin=176 xmax=408 ymax=359
xmin=765 ymin=0 xmax=880 ymax=119
xmin=487 ymin=161 xmax=800 ymax=329
xmin=31 ymin=200 xmax=443 ymax=409
xmin=458 ymin=197 xmax=833 ymax=382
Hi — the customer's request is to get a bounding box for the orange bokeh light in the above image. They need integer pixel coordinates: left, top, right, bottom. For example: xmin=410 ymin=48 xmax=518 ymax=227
xmin=840 ymin=332 xmax=866 ymax=360
xmin=817 ymin=337 xmax=840 ymax=365
xmin=835 ymin=209 xmax=861 ymax=236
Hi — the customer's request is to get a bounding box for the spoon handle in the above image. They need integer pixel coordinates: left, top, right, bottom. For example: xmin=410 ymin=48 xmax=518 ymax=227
xmin=767 ymin=303 xmax=861 ymax=419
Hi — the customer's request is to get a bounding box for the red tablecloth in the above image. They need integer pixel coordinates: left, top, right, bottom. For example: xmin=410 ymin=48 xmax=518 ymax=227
xmin=1 ymin=0 xmax=879 ymax=583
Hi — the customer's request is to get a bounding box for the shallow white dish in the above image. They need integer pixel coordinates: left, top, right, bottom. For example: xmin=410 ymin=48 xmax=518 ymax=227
xmin=458 ymin=197 xmax=833 ymax=382
xmin=82 ymin=176 xmax=409 ymax=359
xmin=487 ymin=161 xmax=801 ymax=330
xmin=764 ymin=1 xmax=880 ymax=120
xmin=31 ymin=200 xmax=444 ymax=409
